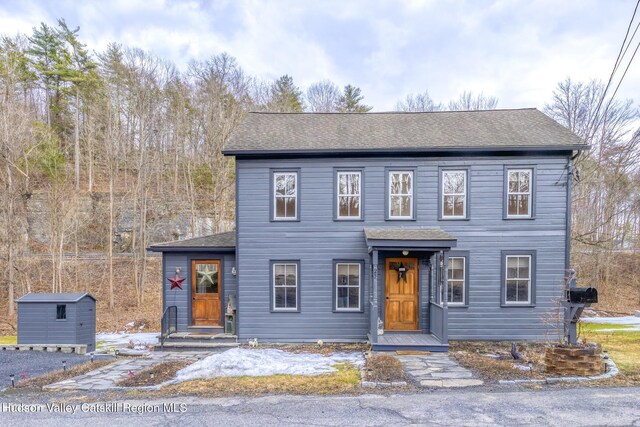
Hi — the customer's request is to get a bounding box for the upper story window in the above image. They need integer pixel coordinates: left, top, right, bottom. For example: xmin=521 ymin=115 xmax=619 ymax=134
xmin=337 ymin=171 xmax=361 ymax=219
xmin=273 ymin=171 xmax=298 ymax=220
xmin=388 ymin=171 xmax=414 ymax=219
xmin=506 ymin=169 xmax=532 ymax=218
xmin=442 ymin=170 xmax=467 ymax=219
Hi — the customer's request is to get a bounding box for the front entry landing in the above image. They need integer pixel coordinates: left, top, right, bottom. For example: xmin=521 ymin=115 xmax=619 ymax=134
xmin=384 ymin=257 xmax=419 ymax=331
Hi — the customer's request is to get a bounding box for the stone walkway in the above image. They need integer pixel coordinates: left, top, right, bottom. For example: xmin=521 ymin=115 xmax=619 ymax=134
xmin=395 ymin=353 xmax=483 ymax=388
xmin=43 ymin=351 xmax=216 ymax=391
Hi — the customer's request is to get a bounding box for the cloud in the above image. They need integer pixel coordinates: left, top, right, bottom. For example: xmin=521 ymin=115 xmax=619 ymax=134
xmin=0 ymin=0 xmax=638 ymax=111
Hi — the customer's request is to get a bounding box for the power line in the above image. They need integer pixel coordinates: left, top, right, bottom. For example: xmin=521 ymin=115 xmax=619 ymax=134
xmin=587 ymin=0 xmax=640 ymax=141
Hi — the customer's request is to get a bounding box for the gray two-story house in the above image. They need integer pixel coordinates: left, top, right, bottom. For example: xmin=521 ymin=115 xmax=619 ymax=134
xmin=149 ymin=109 xmax=586 ymax=351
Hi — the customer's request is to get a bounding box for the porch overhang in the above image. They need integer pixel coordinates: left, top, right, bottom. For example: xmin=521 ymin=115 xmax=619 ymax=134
xmin=364 ymin=227 xmax=457 ymax=252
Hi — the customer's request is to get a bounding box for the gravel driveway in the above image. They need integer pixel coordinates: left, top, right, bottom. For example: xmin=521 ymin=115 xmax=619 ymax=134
xmin=0 ymin=351 xmax=88 ymax=388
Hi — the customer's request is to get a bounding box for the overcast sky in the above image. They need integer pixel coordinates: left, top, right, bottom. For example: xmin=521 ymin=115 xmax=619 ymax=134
xmin=1 ymin=0 xmax=638 ymax=111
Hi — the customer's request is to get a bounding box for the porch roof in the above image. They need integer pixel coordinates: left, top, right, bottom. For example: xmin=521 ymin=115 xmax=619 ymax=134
xmin=147 ymin=231 xmax=236 ymax=253
xmin=364 ymin=227 xmax=457 ymax=250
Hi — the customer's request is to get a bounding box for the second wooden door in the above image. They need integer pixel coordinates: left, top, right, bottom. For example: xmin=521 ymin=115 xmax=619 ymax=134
xmin=384 ymin=258 xmax=419 ymax=330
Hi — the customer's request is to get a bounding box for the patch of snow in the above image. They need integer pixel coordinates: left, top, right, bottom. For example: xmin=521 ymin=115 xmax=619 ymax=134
xmin=174 ymin=348 xmax=364 ymax=382
xmin=581 ymin=316 xmax=640 ymax=331
xmin=513 ymin=364 xmax=532 ymax=371
xmin=96 ymin=332 xmax=158 ymax=351
xmin=483 ymin=354 xmax=500 ymax=359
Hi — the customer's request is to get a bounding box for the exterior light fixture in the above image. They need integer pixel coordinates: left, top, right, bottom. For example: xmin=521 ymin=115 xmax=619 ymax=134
xmin=9 ymin=374 xmax=15 ymax=388
xmin=232 ymin=267 xmax=237 ymax=276
xmin=175 ymin=267 xmax=181 ymax=274
xmin=402 ymin=250 xmax=409 ymax=256
xmin=62 ymin=360 xmax=67 ymax=371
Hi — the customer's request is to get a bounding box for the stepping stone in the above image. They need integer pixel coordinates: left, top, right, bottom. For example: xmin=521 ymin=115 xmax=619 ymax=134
xmin=419 ymin=379 xmax=444 ymax=387
xmin=431 ymin=371 xmax=474 ymax=379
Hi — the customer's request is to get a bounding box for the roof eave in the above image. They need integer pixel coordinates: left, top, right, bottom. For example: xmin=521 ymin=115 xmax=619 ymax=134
xmin=223 ymin=144 xmax=588 ymax=157
xmin=147 ymin=246 xmax=236 ymax=253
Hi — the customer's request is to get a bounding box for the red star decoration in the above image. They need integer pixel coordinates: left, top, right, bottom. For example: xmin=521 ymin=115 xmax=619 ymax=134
xmin=168 ymin=273 xmax=185 ymax=290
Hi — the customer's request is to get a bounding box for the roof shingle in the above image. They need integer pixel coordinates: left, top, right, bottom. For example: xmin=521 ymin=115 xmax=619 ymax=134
xmin=148 ymin=231 xmax=236 ymax=251
xmin=364 ymin=228 xmax=456 ymax=241
xmin=224 ymin=109 xmax=586 ymax=154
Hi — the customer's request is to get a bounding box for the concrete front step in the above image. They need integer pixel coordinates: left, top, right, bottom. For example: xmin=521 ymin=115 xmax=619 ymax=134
xmin=164 ymin=332 xmax=237 ymax=343
xmin=187 ymin=325 xmax=225 ymax=334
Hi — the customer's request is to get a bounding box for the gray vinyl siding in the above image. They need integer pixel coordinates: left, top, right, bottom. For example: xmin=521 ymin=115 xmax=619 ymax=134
xmin=236 ymin=155 xmax=569 ymax=341
xmin=162 ymin=252 xmax=237 ymax=332
xmin=17 ymin=296 xmax=96 ymax=349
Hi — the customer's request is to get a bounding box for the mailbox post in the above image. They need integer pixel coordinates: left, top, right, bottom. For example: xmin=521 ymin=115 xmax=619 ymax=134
xmin=562 ymin=270 xmax=598 ymax=345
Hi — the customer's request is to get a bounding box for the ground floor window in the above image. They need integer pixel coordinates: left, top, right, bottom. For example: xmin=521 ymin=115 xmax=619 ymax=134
xmin=335 ymin=261 xmax=361 ymax=311
xmin=447 ymin=257 xmax=466 ymax=305
xmin=502 ymin=251 xmax=536 ymax=306
xmin=272 ymin=262 xmax=299 ymax=311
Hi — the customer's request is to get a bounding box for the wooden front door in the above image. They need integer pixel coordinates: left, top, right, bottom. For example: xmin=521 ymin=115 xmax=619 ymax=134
xmin=384 ymin=258 xmax=419 ymax=331
xmin=191 ymin=260 xmax=222 ymax=326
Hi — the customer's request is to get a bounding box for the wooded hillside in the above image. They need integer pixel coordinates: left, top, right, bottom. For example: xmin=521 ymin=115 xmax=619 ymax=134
xmin=0 ymin=20 xmax=638 ymax=332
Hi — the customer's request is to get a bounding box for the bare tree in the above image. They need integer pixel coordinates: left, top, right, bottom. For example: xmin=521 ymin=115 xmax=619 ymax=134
xmin=306 ymin=80 xmax=341 ymax=112
xmin=448 ymin=91 xmax=498 ymax=110
xmin=396 ymin=90 xmax=442 ymax=112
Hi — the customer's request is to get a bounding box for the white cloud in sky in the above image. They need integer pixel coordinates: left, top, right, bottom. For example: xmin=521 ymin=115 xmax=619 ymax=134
xmin=0 ymin=0 xmax=638 ymax=111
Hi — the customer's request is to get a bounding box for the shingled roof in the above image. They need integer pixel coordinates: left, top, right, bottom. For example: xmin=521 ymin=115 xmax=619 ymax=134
xmin=224 ymin=109 xmax=586 ymax=155
xmin=364 ymin=228 xmax=456 ymax=241
xmin=147 ymin=231 xmax=236 ymax=252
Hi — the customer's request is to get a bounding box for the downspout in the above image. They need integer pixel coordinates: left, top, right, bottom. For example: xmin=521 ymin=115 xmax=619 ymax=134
xmin=565 ymin=154 xmax=576 ymax=271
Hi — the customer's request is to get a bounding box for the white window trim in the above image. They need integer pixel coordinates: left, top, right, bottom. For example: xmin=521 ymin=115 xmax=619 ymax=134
xmin=335 ymin=262 xmax=361 ymax=311
xmin=388 ymin=170 xmax=414 ymax=219
xmin=442 ymin=170 xmax=467 ymax=219
xmin=504 ymin=255 xmax=532 ymax=305
xmin=447 ymin=256 xmax=466 ymax=305
xmin=506 ymin=169 xmax=532 ymax=218
xmin=273 ymin=172 xmax=298 ymax=220
xmin=273 ymin=263 xmax=298 ymax=311
xmin=337 ymin=171 xmax=362 ymax=219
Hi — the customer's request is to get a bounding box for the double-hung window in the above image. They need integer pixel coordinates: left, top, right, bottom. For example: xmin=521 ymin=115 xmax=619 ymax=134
xmin=447 ymin=257 xmax=466 ymax=305
xmin=442 ymin=170 xmax=467 ymax=219
xmin=337 ymin=171 xmax=362 ymax=219
xmin=506 ymin=168 xmax=533 ymax=218
xmin=388 ymin=170 xmax=414 ymax=219
xmin=272 ymin=262 xmax=299 ymax=311
xmin=273 ymin=171 xmax=298 ymax=220
xmin=335 ymin=262 xmax=361 ymax=311
xmin=504 ymin=254 xmax=532 ymax=305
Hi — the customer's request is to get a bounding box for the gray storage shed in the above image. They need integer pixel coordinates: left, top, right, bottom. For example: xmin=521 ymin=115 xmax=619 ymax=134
xmin=16 ymin=293 xmax=96 ymax=352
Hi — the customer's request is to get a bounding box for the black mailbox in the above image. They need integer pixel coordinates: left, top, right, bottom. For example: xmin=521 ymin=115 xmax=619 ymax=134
xmin=566 ymin=287 xmax=598 ymax=304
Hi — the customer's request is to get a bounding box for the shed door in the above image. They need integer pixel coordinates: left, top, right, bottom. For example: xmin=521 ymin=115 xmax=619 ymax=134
xmin=385 ymin=258 xmax=419 ymax=330
xmin=191 ymin=260 xmax=222 ymax=326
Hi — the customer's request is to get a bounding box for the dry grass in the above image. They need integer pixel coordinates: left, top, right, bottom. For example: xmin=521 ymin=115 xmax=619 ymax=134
xmin=162 ymin=363 xmax=362 ymax=397
xmin=16 ymin=360 xmax=114 ymax=390
xmin=117 ymin=361 xmax=191 ymax=387
xmin=365 ymin=354 xmax=405 ymax=382
xmin=450 ymin=341 xmax=550 ymax=381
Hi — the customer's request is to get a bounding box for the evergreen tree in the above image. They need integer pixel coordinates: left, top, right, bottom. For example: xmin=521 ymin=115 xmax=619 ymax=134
xmin=338 ymin=84 xmax=372 ymax=112
xmin=270 ymin=74 xmax=303 ymax=112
